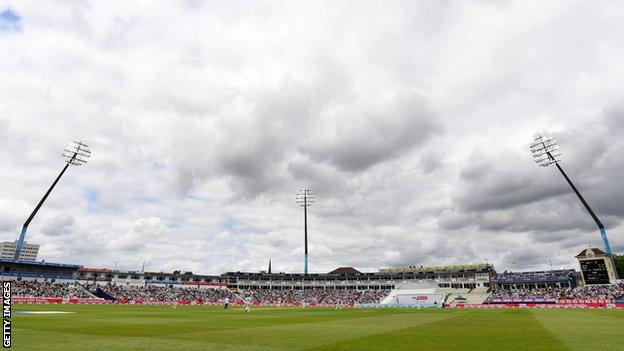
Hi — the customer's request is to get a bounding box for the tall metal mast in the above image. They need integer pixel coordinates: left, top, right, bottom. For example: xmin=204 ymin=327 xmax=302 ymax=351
xmin=296 ymin=189 xmax=314 ymax=275
xmin=14 ymin=140 xmax=91 ymax=260
xmin=530 ymin=134 xmax=612 ymax=254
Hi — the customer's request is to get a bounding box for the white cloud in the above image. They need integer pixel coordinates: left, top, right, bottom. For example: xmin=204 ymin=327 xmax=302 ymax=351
xmin=1 ymin=1 xmax=624 ymax=274
xmin=40 ymin=213 xmax=77 ymax=236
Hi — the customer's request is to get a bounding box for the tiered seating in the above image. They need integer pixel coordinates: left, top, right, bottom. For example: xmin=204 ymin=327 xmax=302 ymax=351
xmin=10 ymin=280 xmax=94 ymax=298
xmin=89 ymin=283 xmax=235 ymax=302
xmin=486 ymin=283 xmax=624 ymax=303
xmin=242 ymin=289 xmax=390 ymax=305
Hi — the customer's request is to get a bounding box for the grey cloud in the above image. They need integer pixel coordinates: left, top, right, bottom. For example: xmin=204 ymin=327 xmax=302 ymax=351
xmin=40 ymin=213 xmax=77 ymax=236
xmin=456 ymin=151 xmax=568 ymax=212
xmin=605 ymin=105 xmax=624 ymax=133
xmin=500 ymin=250 xmax=550 ymax=271
xmin=419 ymin=151 xmax=445 ymax=174
xmin=303 ymin=91 xmax=442 ymax=172
xmin=442 ymin=112 xmax=624 ymax=241
xmin=167 ymin=64 xmax=352 ymax=199
xmin=146 ymin=58 xmax=235 ymax=116
xmin=2 ymin=1 xmax=624 ymax=274
xmin=286 ymin=159 xmax=351 ymax=198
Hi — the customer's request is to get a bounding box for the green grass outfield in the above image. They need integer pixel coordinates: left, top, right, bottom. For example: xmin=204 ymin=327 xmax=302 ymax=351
xmin=10 ymin=304 xmax=624 ymax=350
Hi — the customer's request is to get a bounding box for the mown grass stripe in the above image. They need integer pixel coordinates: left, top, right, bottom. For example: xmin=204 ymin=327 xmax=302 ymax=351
xmin=531 ymin=309 xmax=624 ymax=351
xmin=10 ymin=304 xmax=624 ymax=351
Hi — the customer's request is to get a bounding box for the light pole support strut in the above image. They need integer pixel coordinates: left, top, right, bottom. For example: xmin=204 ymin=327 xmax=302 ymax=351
xmin=14 ymin=158 xmax=73 ymax=260
xmin=304 ymin=194 xmax=308 ymax=275
xmin=553 ymin=161 xmax=612 ymax=254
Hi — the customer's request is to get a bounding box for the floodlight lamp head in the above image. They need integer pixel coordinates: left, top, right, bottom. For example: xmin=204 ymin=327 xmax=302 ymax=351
xmin=296 ymin=188 xmax=315 ymax=207
xmin=63 ymin=140 xmax=91 ymax=166
xmin=530 ymin=134 xmax=561 ymax=167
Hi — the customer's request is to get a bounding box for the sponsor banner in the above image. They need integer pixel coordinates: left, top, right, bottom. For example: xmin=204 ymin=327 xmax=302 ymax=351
xmin=114 ymin=300 xmax=227 ymax=306
xmin=557 ymin=299 xmax=609 ymax=304
xmin=487 ymin=298 xmax=556 ymax=303
xmin=452 ymin=302 xmax=620 ymax=309
xmin=486 ymin=299 xmax=611 ymax=305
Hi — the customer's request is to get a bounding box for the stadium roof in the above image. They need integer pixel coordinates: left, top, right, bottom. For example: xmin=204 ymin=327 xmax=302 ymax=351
xmin=327 ymin=267 xmax=361 ymax=275
xmin=0 ymin=259 xmax=82 ymax=269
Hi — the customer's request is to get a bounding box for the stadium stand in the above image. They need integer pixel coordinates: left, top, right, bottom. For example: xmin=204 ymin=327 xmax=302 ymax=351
xmin=379 ymin=286 xmax=444 ymax=307
xmin=485 ymin=283 xmax=624 ymax=303
xmin=359 ymin=290 xmax=389 ymax=304
xmin=490 ymin=269 xmax=577 ymax=290
xmin=582 ymin=282 xmax=624 ymax=300
xmin=0 ymin=259 xmax=81 ymax=280
xmin=6 ymin=258 xmax=624 ymax=308
xmin=8 ymin=279 xmax=389 ymax=305
xmin=445 ymin=288 xmax=491 ymax=305
xmin=240 ymin=289 xmax=389 ymax=305
xmin=11 ymin=280 xmax=94 ymax=298
xmin=86 ymin=283 xmax=235 ymax=303
xmin=485 ymin=269 xmax=584 ymax=304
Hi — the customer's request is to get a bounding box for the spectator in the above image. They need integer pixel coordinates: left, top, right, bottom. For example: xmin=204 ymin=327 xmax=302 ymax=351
xmin=11 ymin=280 xmax=93 ymax=298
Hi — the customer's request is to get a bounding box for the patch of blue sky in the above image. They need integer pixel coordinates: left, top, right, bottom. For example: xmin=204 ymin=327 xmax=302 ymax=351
xmin=150 ymin=162 xmax=166 ymax=170
xmin=0 ymin=8 xmax=22 ymax=33
xmin=135 ymin=196 xmax=157 ymax=203
xmin=84 ymin=188 xmax=100 ymax=204
xmin=222 ymin=218 xmax=236 ymax=231
xmin=165 ymin=218 xmax=183 ymax=229
xmin=84 ymin=188 xmax=100 ymax=213
xmin=187 ymin=194 xmax=209 ymax=202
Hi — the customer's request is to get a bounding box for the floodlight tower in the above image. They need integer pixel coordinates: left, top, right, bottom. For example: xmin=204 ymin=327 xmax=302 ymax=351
xmin=13 ymin=140 xmax=91 ymax=260
xmin=296 ymin=189 xmax=314 ymax=275
xmin=530 ymin=134 xmax=612 ymax=254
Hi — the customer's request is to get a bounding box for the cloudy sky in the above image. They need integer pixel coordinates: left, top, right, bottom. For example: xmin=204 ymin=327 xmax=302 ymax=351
xmin=1 ymin=1 xmax=623 ymax=275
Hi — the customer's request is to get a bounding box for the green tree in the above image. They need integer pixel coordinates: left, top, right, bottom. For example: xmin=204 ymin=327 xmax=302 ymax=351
xmin=613 ymin=254 xmax=624 ymax=279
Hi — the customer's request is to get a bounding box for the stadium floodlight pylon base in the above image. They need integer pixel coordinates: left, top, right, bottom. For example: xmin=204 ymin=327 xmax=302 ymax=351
xmin=305 ymin=253 xmax=308 ymax=275
xmin=599 ymin=228 xmax=612 ymax=255
xmin=14 ymin=227 xmax=27 ymax=262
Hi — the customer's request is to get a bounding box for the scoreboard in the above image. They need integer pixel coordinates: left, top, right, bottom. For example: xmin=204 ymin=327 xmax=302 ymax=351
xmin=580 ymin=259 xmax=610 ymax=284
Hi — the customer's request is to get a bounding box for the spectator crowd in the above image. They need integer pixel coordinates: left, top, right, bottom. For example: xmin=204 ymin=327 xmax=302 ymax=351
xmin=486 ymin=283 xmax=624 ymax=303
xmin=240 ymin=288 xmax=389 ymax=305
xmin=8 ymin=280 xmax=390 ymax=305
xmin=10 ymin=280 xmax=93 ymax=298
xmin=87 ymin=283 xmax=235 ymax=302
xmin=16 ymin=279 xmax=624 ymax=305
